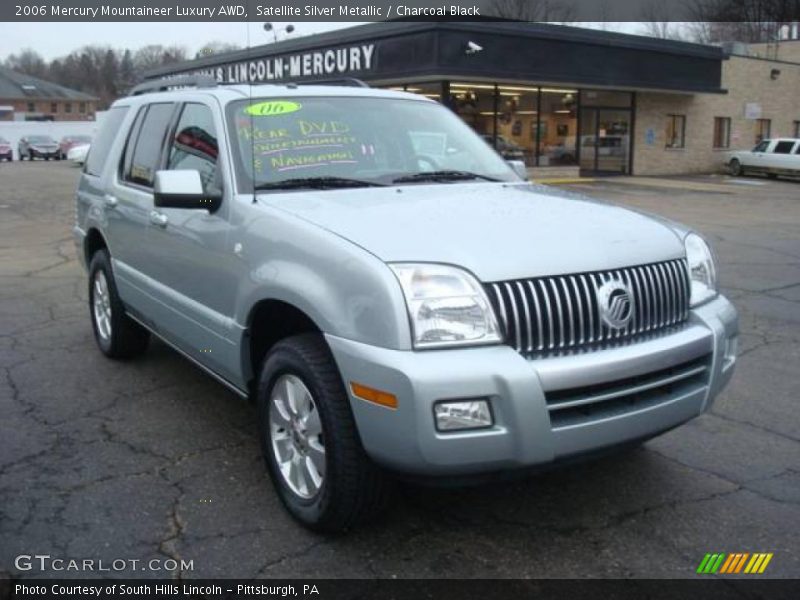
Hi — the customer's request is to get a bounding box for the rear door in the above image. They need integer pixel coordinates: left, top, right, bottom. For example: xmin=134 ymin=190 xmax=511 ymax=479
xmin=768 ymin=140 xmax=798 ymax=174
xmin=104 ymin=102 xmax=178 ymax=318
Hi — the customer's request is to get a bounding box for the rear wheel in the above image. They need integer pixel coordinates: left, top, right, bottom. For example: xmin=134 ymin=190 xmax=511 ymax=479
xmin=88 ymin=250 xmax=150 ymax=359
xmin=257 ymin=334 xmax=390 ymax=532
xmin=728 ymin=158 xmax=742 ymax=176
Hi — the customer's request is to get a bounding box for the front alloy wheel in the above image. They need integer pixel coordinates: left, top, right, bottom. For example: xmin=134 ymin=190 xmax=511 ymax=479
xmin=269 ymin=374 xmax=326 ymax=499
xmin=257 ymin=334 xmax=390 ymax=532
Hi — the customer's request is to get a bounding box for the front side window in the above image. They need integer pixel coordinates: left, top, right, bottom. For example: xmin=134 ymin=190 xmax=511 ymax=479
xmin=167 ymin=103 xmax=220 ymax=194
xmin=713 ymin=117 xmax=730 ymax=149
xmin=226 ymin=96 xmax=516 ymax=191
xmin=752 ymin=141 xmax=769 ymax=152
xmin=665 ymin=114 xmax=686 ymax=148
xmin=124 ymin=103 xmax=175 ymax=187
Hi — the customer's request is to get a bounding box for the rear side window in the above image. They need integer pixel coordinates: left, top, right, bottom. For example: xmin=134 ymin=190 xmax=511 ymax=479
xmin=85 ymin=106 xmax=129 ymax=176
xmin=773 ymin=141 xmax=795 ymax=154
xmin=167 ymin=103 xmax=220 ymax=194
xmin=124 ymin=103 xmax=175 ymax=187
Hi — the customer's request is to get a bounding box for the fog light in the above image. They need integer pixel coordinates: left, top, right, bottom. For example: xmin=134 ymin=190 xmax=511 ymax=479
xmin=434 ymin=399 xmax=492 ymax=431
xmin=723 ymin=335 xmax=738 ymax=371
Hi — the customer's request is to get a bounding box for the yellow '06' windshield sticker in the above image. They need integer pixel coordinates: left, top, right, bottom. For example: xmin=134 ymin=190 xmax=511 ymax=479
xmin=244 ymin=101 xmax=302 ymax=116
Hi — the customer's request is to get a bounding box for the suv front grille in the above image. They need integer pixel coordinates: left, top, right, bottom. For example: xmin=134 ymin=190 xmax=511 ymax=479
xmin=485 ymin=259 xmax=690 ymax=356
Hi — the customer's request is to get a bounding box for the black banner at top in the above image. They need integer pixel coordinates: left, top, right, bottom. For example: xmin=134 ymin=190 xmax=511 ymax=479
xmin=4 ymin=0 xmax=800 ymax=22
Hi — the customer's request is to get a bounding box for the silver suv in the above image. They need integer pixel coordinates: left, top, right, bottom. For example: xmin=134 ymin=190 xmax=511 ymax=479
xmin=74 ymin=77 xmax=738 ymax=531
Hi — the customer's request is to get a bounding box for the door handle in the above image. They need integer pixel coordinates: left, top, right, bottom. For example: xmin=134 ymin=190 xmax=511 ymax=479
xmin=149 ymin=210 xmax=168 ymax=227
xmin=103 ymin=194 xmax=118 ymax=208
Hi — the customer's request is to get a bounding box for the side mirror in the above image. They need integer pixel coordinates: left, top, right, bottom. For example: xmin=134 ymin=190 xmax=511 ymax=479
xmin=508 ymin=160 xmax=528 ymax=181
xmin=154 ymin=170 xmax=221 ymax=212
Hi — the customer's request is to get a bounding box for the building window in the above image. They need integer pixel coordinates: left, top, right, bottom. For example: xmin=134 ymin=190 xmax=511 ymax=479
xmin=50 ymin=102 xmax=57 ymax=113
xmin=27 ymin=102 xmax=35 ymax=113
xmin=794 ymin=120 xmax=800 ymax=137
xmin=713 ymin=117 xmax=731 ymax=149
xmin=64 ymin=102 xmax=72 ymax=113
xmin=665 ymin=114 xmax=686 ymax=148
xmin=79 ymin=102 xmax=86 ymax=114
xmin=755 ymin=118 xmax=771 ymax=144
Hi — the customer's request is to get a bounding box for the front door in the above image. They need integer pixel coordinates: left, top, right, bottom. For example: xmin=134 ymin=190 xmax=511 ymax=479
xmin=579 ymin=108 xmax=632 ymax=174
xmin=143 ymin=100 xmax=240 ymax=383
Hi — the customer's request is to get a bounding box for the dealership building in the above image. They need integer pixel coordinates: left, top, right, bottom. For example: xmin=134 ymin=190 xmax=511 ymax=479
xmin=0 ymin=66 xmax=97 ymax=122
xmin=147 ymin=21 xmax=800 ymax=177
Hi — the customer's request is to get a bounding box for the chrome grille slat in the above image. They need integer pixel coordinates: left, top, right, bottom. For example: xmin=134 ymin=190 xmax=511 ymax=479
xmin=488 ymin=259 xmax=690 ymax=356
xmin=537 ymin=280 xmax=555 ymax=350
xmin=515 ymin=281 xmax=533 ymax=353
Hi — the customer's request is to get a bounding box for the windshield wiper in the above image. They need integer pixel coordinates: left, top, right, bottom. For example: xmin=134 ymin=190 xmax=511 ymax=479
xmin=254 ymin=176 xmax=385 ymax=191
xmin=392 ymin=170 xmax=499 ymax=184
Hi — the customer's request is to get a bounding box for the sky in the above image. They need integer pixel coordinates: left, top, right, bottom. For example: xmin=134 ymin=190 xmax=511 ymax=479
xmin=0 ymin=21 xmax=650 ymax=62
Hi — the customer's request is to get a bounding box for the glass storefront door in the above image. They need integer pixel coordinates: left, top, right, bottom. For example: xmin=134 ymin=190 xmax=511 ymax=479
xmin=579 ymin=107 xmax=632 ymax=174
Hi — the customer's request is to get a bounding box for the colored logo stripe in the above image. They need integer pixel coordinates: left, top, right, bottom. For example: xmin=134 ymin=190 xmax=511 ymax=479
xmin=697 ymin=553 xmax=773 ymax=574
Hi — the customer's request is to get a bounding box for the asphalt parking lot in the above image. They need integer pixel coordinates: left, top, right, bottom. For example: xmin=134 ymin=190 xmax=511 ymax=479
xmin=1 ymin=161 xmax=798 ymax=580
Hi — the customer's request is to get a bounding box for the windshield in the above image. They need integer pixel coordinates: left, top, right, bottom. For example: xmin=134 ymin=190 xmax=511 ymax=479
xmin=28 ymin=136 xmax=55 ymax=144
xmin=226 ymin=95 xmax=517 ymax=190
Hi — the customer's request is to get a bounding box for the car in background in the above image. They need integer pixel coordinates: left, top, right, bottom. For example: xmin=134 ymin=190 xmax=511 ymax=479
xmin=727 ymin=138 xmax=800 ymax=179
xmin=481 ymin=134 xmax=526 ymax=161
xmin=18 ymin=135 xmax=60 ymax=160
xmin=59 ymin=135 xmax=92 ymax=160
xmin=0 ymin=137 xmax=12 ymax=161
xmin=67 ymin=143 xmax=90 ymax=165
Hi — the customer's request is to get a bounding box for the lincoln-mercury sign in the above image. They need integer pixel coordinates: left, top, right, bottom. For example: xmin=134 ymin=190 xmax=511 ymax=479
xmin=192 ymin=44 xmax=376 ymax=83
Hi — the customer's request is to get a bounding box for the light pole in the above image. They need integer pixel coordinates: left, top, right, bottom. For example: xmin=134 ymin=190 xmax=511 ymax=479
xmin=263 ymin=23 xmax=295 ymax=43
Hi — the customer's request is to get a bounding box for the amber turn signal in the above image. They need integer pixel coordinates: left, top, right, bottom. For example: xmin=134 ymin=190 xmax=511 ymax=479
xmin=350 ymin=382 xmax=398 ymax=409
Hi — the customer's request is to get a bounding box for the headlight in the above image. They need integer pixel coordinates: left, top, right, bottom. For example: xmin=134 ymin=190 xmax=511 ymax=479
xmin=389 ymin=263 xmax=502 ymax=349
xmin=685 ymin=233 xmax=717 ymax=307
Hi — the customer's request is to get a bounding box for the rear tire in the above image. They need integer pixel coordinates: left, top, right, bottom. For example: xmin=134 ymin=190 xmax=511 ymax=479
xmin=88 ymin=250 xmax=150 ymax=359
xmin=257 ymin=334 xmax=390 ymax=532
xmin=728 ymin=158 xmax=742 ymax=176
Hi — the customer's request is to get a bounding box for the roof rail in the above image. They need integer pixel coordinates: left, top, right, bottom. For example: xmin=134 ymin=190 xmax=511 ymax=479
xmin=294 ymin=78 xmax=370 ymax=88
xmin=130 ymin=75 xmax=218 ymax=96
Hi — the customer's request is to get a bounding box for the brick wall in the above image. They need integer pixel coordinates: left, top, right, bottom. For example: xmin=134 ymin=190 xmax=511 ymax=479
xmin=633 ymin=56 xmax=800 ymax=176
xmin=0 ymin=98 xmax=97 ymax=122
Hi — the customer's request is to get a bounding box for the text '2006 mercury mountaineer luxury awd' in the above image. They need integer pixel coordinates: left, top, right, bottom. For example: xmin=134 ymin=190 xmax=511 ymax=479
xmin=73 ymin=77 xmax=738 ymax=531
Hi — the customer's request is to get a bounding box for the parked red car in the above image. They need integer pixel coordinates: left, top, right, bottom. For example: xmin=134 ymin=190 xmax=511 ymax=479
xmin=0 ymin=136 xmax=12 ymax=161
xmin=59 ymin=135 xmax=92 ymax=160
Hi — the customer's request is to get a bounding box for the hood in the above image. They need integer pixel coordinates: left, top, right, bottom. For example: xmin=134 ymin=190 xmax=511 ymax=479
xmin=258 ymin=182 xmax=685 ymax=282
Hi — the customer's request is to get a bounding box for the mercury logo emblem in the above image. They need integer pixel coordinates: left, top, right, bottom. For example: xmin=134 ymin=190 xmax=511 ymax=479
xmin=597 ymin=279 xmax=634 ymax=330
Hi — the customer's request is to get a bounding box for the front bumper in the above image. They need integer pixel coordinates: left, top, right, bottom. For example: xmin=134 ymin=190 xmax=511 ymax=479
xmin=29 ymin=149 xmax=59 ymax=158
xmin=327 ymin=294 xmax=738 ymax=477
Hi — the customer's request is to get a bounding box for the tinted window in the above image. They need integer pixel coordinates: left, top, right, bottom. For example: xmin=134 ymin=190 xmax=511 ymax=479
xmin=85 ymin=106 xmax=129 ymax=177
xmin=167 ymin=103 xmax=220 ymax=194
xmin=773 ymin=141 xmax=795 ymax=154
xmin=753 ymin=141 xmax=769 ymax=152
xmin=126 ymin=103 xmax=175 ymax=187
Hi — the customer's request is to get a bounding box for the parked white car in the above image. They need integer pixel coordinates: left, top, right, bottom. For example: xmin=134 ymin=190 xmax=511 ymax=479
xmin=67 ymin=143 xmax=90 ymax=165
xmin=726 ymin=138 xmax=800 ymax=178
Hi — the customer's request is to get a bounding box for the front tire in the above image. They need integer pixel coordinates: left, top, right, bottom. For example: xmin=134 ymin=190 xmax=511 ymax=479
xmin=257 ymin=334 xmax=390 ymax=532
xmin=729 ymin=158 xmax=742 ymax=176
xmin=88 ymin=250 xmax=150 ymax=359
